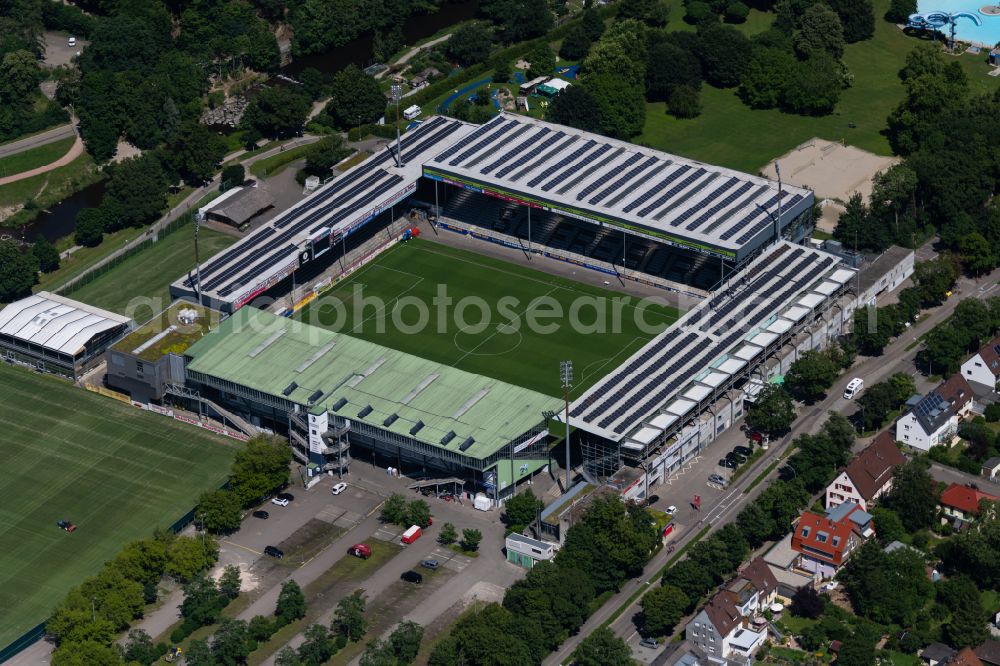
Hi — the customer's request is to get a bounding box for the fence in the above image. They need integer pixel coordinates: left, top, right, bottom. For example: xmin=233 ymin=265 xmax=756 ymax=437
xmin=58 ymin=213 xmax=194 ymax=296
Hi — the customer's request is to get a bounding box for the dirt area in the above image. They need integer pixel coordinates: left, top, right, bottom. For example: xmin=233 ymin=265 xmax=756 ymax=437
xmin=42 ymin=31 xmax=87 ymax=68
xmin=816 ymin=200 xmax=846 ymax=234
xmin=111 ymin=139 xmax=142 ymax=163
xmin=761 ymin=138 xmax=900 ymax=204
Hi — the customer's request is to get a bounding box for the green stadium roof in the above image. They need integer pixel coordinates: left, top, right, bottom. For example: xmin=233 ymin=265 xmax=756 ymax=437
xmin=185 ymin=307 xmax=561 ymax=460
xmin=113 ymin=302 xmax=219 ymax=362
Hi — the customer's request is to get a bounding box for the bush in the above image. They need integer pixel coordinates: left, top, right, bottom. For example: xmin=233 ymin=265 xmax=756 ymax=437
xmin=685 ymin=1 xmax=717 ymax=24
xmin=985 ymin=403 xmax=1000 ymax=422
xmin=221 ymin=164 xmax=245 ymax=190
xmin=667 ymin=85 xmax=702 ymax=118
xmin=724 ymin=1 xmax=750 ymax=22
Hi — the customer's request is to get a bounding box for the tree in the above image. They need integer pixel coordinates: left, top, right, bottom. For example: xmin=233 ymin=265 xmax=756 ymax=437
xmin=572 ymin=626 xmax=633 ymax=666
xmin=959 ymin=232 xmax=994 ymax=276
xmin=439 ymin=522 xmax=458 ymax=545
xmin=166 ymin=536 xmax=218 ymax=583
xmin=582 ymin=7 xmax=606 ymax=41
xmin=298 ymin=623 xmax=337 ymax=665
xmin=241 ymin=86 xmax=311 ymax=139
xmin=790 ymin=585 xmax=824 ymax=619
xmin=885 ymin=460 xmax=939 ymax=532
xmin=381 ymin=493 xmax=408 ymax=525
xmin=546 ymin=84 xmax=602 ymax=133
xmin=164 ymin=121 xmax=226 ymax=185
xmin=856 ymin=381 xmax=901 ymax=430
xmin=837 ymin=627 xmax=878 ymax=666
xmin=794 ymin=4 xmax=845 ymax=58
xmin=526 ymin=43 xmax=556 ymax=80
xmin=326 ymin=64 xmax=387 ymax=130
xmin=619 ymin=0 xmax=670 ymax=25
xmin=184 ymin=639 xmax=214 ymax=666
xmin=221 ymin=164 xmax=246 ymax=191
xmin=781 ymin=55 xmax=844 ymax=116
xmin=51 ymin=640 xmax=124 ymax=666
xmin=828 ymin=0 xmax=875 ymax=42
xmin=583 ymin=21 xmax=647 ymax=86
xmin=74 ymin=208 xmax=106 ymax=248
xmin=695 ymin=25 xmax=752 ymax=88
xmin=275 ymin=646 xmax=301 ymax=666
xmin=886 ymin=0 xmax=917 ymax=22
xmin=943 ymin=576 xmax=989 ymax=649
xmin=299 ymin=135 xmax=351 ymax=183
xmin=447 ymin=22 xmax=493 ymax=66
xmin=359 ymin=639 xmax=396 ymax=666
xmin=388 ymin=621 xmax=424 ymax=664
xmin=332 ymin=590 xmax=367 ymax=641
xmin=641 ymin=584 xmax=689 ymax=636
xmin=461 ymin=528 xmax=483 ymax=552
xmin=0 ymin=238 xmax=38 ymax=302
xmin=491 ymin=53 xmax=512 ymax=83
xmin=739 ymin=46 xmax=795 ymax=109
xmin=248 ymin=615 xmax=274 ymax=642
xmin=504 ymin=490 xmax=543 ymax=528
xmin=870 ymin=507 xmax=906 ymax=545
xmin=32 ymin=235 xmax=60 ymax=273
xmin=920 ymin=322 xmax=968 ymax=375
xmin=685 ymin=1 xmax=717 ymax=25
xmin=180 ymin=574 xmax=225 ymax=627
xmin=229 ymin=435 xmax=292 ymax=507
xmin=275 ymin=580 xmax=306 ymax=625
xmin=218 ymin=564 xmax=242 ymax=600
xmin=888 ymin=372 xmax=918 ymax=404
xmin=645 ymin=41 xmax=702 ymax=102
xmin=406 ymin=499 xmax=432 ymax=528
xmin=745 ymin=384 xmax=795 ymax=435
xmin=197 ymin=490 xmax=243 ymax=535
xmin=211 ymin=618 xmax=251 ymax=666
xmin=913 ymin=257 xmax=959 ymax=307
xmin=667 ymin=85 xmax=702 ymax=118
xmin=559 ymin=24 xmax=592 ymax=61
xmin=121 ymin=628 xmax=159 ymax=665
xmin=785 ymin=350 xmax=840 ymax=403
xmin=584 ymin=73 xmax=646 ymax=139
xmin=725 ymin=1 xmax=751 ymax=22
xmin=103 ymin=154 xmax=167 ymax=229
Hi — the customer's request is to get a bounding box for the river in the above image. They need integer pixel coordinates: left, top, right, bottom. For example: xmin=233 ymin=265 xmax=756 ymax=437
xmin=1 ymin=180 xmax=107 ymax=247
xmin=285 ymin=0 xmax=478 ymax=76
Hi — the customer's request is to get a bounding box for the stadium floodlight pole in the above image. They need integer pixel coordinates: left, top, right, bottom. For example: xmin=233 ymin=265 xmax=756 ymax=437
xmin=560 ymin=361 xmax=573 ymax=492
xmin=391 ymin=84 xmax=403 ymax=168
xmin=528 ymin=206 xmax=531 ymax=257
xmin=194 ymin=216 xmax=203 ymax=306
xmin=774 ymin=162 xmax=783 ymax=243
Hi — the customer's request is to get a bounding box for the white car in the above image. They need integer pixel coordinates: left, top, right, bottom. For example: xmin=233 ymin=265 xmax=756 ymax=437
xmin=331 ymin=482 xmax=347 ymax=495
xmin=68 ymin=37 xmax=76 ymax=47
xmin=270 ymin=497 xmax=290 ymax=507
xmin=821 ymin=581 xmax=839 ymax=592
xmin=665 ymin=505 xmax=677 ymax=515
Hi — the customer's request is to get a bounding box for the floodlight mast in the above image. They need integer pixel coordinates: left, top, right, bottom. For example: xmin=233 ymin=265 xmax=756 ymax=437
xmin=391 ymin=84 xmax=403 ymax=168
xmin=774 ymin=162 xmax=782 ymax=243
xmin=560 ymin=361 xmax=573 ymax=492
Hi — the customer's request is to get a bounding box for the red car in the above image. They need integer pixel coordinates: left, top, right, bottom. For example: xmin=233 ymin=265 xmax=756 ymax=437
xmin=350 ymin=544 xmax=372 ymax=559
xmin=57 ymin=520 xmax=76 ymax=532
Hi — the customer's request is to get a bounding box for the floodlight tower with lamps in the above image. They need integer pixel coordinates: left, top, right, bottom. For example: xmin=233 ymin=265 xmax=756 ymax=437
xmin=390 ymin=84 xmax=403 ymax=168
xmin=560 ymin=361 xmax=573 ymax=491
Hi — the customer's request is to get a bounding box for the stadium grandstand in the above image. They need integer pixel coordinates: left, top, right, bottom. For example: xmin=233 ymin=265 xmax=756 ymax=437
xmin=559 ymin=241 xmax=857 ymax=480
xmin=0 ymin=292 xmax=133 ymax=379
xmin=182 ymin=307 xmax=561 ymax=497
xmin=171 ymin=114 xmax=814 ymax=311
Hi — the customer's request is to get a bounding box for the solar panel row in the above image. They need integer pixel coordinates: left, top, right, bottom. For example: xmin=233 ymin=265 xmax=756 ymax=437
xmin=482 ymin=127 xmax=552 ymax=175
xmin=735 ymin=194 xmax=804 ymax=244
xmin=433 ymin=116 xmax=504 ymax=163
xmin=449 ymin=120 xmax=518 ymax=166
xmin=667 ymin=177 xmax=740 ymax=227
xmin=508 ymin=134 xmax=576 ymax=182
xmin=588 ymin=156 xmax=661 ymax=206
xmin=622 ymin=165 xmax=691 ymax=214
xmin=552 ymin=146 xmax=622 ymax=195
xmin=637 ymin=168 xmax=707 ymax=218
xmin=576 ymin=153 xmax=643 ymax=202
xmin=526 ymin=139 xmax=596 ymax=188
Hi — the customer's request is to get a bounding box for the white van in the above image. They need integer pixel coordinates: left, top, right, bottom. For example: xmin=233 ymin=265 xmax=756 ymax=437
xmin=403 ymin=104 xmax=421 ymax=120
xmin=843 ymin=377 xmax=864 ymax=400
xmin=68 ymin=37 xmax=77 ymax=47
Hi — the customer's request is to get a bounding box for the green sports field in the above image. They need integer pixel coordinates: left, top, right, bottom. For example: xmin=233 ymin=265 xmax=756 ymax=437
xmin=296 ymin=239 xmax=681 ymax=397
xmin=0 ymin=364 xmax=239 ymax=648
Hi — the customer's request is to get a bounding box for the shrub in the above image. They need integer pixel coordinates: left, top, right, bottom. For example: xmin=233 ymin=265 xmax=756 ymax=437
xmin=724 ymin=1 xmax=750 ymax=22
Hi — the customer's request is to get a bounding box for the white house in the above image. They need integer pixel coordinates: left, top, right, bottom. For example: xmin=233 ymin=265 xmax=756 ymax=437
xmin=961 ymin=334 xmax=1000 ymax=392
xmin=826 ymin=430 xmax=906 ymax=511
xmin=895 ymin=374 xmax=974 ymax=452
xmin=685 ymin=590 xmax=767 ymax=665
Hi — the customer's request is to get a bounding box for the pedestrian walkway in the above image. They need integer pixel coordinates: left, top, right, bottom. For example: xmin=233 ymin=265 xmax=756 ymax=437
xmin=0 ymin=133 xmax=84 ymax=186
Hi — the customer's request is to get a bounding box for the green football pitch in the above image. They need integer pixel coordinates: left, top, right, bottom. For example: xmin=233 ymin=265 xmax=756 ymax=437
xmin=0 ymin=364 xmax=239 ymax=648
xmin=296 ymin=239 xmax=682 ymax=397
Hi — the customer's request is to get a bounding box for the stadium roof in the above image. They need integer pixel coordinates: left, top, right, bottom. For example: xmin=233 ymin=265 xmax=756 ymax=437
xmin=172 ymin=116 xmax=474 ymax=310
xmin=172 ymin=113 xmax=813 ymax=311
xmin=0 ymin=292 xmax=132 ymax=357
xmin=562 ymin=242 xmax=853 ymax=442
xmin=112 ymin=301 xmax=219 ymax=362
xmin=184 ymin=307 xmax=561 ymax=460
xmin=423 ymin=114 xmax=812 ymax=259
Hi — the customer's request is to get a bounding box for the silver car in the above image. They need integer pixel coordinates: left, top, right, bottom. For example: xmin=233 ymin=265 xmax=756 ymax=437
xmin=709 ymin=474 xmax=727 ymax=485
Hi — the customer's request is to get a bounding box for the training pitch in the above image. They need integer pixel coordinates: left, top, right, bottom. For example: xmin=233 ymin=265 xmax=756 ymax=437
xmin=296 ymin=239 xmax=682 ymax=396
xmin=0 ymin=365 xmax=238 ymax=649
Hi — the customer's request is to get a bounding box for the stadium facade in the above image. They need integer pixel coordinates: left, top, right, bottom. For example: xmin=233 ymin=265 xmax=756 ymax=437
xmin=171 ymin=114 xmax=814 ymax=311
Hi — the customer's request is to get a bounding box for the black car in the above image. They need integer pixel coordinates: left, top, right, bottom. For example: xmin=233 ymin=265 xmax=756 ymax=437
xmin=729 ymin=451 xmax=747 ymax=463
xmin=252 ymin=510 xmax=269 ymax=520
xmin=733 ymin=445 xmax=753 ymax=456
xmin=401 ymin=570 xmax=423 ymax=584
xmin=719 ymin=458 xmax=737 ymax=469
xmin=276 ymin=492 xmax=295 ymax=502
xmin=264 ymin=545 xmax=284 ymax=559
xmin=644 ymin=495 xmax=660 ymax=507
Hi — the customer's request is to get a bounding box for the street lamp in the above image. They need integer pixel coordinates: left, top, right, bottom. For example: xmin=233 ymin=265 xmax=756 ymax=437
xmin=390 ymin=84 xmax=403 ymax=168
xmin=560 ymin=361 xmax=573 ymax=492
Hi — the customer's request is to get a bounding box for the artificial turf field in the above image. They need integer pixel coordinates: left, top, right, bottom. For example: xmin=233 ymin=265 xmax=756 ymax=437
xmin=0 ymin=364 xmax=238 ymax=648
xmin=296 ymin=238 xmax=682 ymax=397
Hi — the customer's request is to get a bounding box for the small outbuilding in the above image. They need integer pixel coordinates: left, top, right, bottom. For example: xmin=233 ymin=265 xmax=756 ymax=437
xmin=983 ymin=457 xmax=1000 ymax=480
xmin=198 ymin=185 xmax=275 ymax=228
xmin=505 ymin=533 xmax=554 ymax=570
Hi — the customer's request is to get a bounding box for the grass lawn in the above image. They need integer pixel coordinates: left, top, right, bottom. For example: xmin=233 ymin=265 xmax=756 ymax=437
xmin=249 ymin=143 xmax=314 ymax=178
xmin=0 ymin=151 xmax=102 ymax=213
xmin=33 ymin=226 xmax=148 ymax=295
xmin=68 ymin=222 xmax=236 ymax=322
xmin=0 ymin=364 xmax=238 ymax=648
xmin=0 ymin=136 xmax=76 ymax=179
xmin=295 ymin=238 xmax=681 ymax=396
xmin=637 ymin=0 xmax=1000 ymax=172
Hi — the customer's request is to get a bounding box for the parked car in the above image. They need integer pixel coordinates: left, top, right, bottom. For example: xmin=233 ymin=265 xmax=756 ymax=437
xmin=57 ymin=520 xmax=76 ymax=532
xmin=733 ymin=445 xmax=752 ymax=456
xmin=644 ymin=494 xmax=660 ymax=506
xmin=719 ymin=458 xmax=737 ymax=469
xmin=271 ymin=497 xmax=290 ymax=507
xmin=350 ymin=544 xmax=372 ymax=559
xmin=730 ymin=450 xmax=748 ymax=463
xmin=264 ymin=546 xmax=284 ymax=559
xmin=708 ymin=473 xmax=727 ymax=485
xmin=276 ymin=492 xmax=295 ymax=502
xmin=401 ymin=570 xmax=423 ymax=584
xmin=821 ymin=581 xmax=839 ymax=592
xmin=420 ymin=559 xmax=440 ymax=570
xmin=331 ymin=482 xmax=347 ymax=495
xmin=665 ymin=505 xmax=677 ymax=515
xmin=252 ymin=510 xmax=269 ymax=520
xmin=639 ymin=637 xmax=659 ymax=649
xmin=67 ymin=37 xmax=76 ymax=47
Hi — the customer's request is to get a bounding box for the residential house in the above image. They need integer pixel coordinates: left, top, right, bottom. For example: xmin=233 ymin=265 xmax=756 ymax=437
xmin=738 ymin=557 xmax=779 ymax=608
xmin=652 ymin=639 xmax=742 ymax=666
xmin=896 ymin=391 xmax=959 ymax=452
xmin=939 ymin=483 xmax=998 ymax=522
xmin=983 ymin=457 xmax=1000 ymax=480
xmin=791 ymin=501 xmax=874 ymax=579
xmin=961 ymin=334 xmax=1000 ymax=392
xmin=951 ymin=648 xmax=986 ymax=666
xmin=826 ymin=431 xmax=907 ymax=510
xmin=685 ymin=590 xmax=767 ymax=665
xmin=976 ymin=639 xmax=1000 ymax=666
xmin=938 ymin=373 xmax=975 ymax=419
xmin=922 ymin=643 xmax=958 ymax=666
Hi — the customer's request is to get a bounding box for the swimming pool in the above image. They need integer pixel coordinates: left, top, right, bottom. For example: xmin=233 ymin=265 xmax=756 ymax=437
xmin=915 ymin=0 xmax=1000 ymax=44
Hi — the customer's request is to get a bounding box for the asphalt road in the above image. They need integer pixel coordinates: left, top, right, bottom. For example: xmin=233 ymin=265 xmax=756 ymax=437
xmin=0 ymin=124 xmax=75 ymax=159
xmin=545 ymin=261 xmax=1000 ymax=665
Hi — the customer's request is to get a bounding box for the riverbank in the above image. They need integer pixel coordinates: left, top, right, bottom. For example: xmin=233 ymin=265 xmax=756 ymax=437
xmin=0 ymin=151 xmax=105 ymax=230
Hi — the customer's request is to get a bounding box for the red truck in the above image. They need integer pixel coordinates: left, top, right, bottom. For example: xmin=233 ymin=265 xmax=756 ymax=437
xmin=401 ymin=525 xmax=422 ymax=544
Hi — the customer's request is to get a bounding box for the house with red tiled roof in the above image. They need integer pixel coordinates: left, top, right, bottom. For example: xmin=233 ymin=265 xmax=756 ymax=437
xmin=826 ymin=431 xmax=907 ymax=511
xmin=962 ymin=334 xmax=1000 ymax=392
xmin=939 ymin=483 xmax=998 ymax=522
xmin=950 ymin=647 xmax=986 ymax=666
xmin=791 ymin=501 xmax=874 ymax=579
